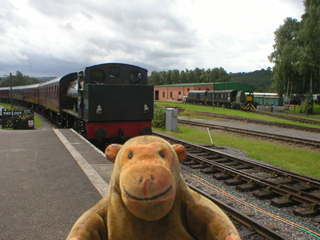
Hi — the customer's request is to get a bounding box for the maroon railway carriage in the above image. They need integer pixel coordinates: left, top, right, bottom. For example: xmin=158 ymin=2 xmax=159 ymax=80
xmin=22 ymin=84 xmax=40 ymax=106
xmin=38 ymin=73 xmax=76 ymax=121
xmin=0 ymin=87 xmax=9 ymax=102
xmin=0 ymin=63 xmax=154 ymax=146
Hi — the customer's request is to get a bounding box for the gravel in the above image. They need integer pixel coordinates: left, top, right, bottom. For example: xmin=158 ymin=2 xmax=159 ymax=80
xmin=34 ymin=112 xmax=57 ymax=130
xmin=35 ymin=113 xmax=320 ymax=239
xmin=182 ymin=145 xmax=320 ymax=240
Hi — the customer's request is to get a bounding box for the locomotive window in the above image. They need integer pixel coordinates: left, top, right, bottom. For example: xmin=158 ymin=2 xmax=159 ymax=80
xmin=90 ymin=69 xmax=105 ymax=83
xmin=109 ymin=67 xmax=120 ymax=78
xmin=130 ymin=71 xmax=143 ymax=84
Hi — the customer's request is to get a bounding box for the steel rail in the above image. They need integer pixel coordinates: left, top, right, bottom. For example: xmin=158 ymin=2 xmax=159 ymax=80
xmin=154 ymin=131 xmax=320 ymax=189
xmin=188 ymin=184 xmax=286 ymax=240
xmin=153 ymin=132 xmax=320 ymax=210
xmin=194 ymin=111 xmax=320 ymax=133
xmin=178 ymin=119 xmax=320 ymax=148
xmin=187 ymin=153 xmax=320 ymax=209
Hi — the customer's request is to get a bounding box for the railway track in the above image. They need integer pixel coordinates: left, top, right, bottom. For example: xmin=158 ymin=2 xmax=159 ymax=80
xmin=188 ymin=183 xmax=285 ymax=240
xmin=153 ymin=131 xmax=320 ymax=239
xmin=194 ymin=111 xmax=320 ymax=133
xmin=253 ymin=111 xmax=320 ymax=126
xmin=178 ymin=118 xmax=320 ymax=149
xmin=154 ymin=132 xmax=320 ymax=216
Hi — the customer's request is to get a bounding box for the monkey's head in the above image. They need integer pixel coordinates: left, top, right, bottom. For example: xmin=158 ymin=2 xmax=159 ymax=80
xmin=105 ymin=135 xmax=187 ymax=221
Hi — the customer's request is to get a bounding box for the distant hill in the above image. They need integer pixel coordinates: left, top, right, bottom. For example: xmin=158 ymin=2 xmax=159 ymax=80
xmin=230 ymin=68 xmax=273 ymax=92
xmin=37 ymin=77 xmax=56 ymax=83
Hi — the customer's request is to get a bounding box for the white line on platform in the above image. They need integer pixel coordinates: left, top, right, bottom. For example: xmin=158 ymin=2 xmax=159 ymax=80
xmin=70 ymin=129 xmax=106 ymax=158
xmin=53 ymin=129 xmax=109 ymax=197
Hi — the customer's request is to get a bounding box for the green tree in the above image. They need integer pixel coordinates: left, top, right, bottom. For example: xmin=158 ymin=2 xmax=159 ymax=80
xmin=149 ymin=71 xmax=161 ymax=85
xmin=172 ymin=70 xmax=180 ymax=83
xmin=269 ymin=0 xmax=320 ymax=101
xmin=180 ymin=70 xmax=187 ymax=83
xmin=269 ymin=17 xmax=301 ymax=96
xmin=0 ymin=71 xmax=39 ymax=87
xmin=298 ymin=0 xmax=320 ymax=94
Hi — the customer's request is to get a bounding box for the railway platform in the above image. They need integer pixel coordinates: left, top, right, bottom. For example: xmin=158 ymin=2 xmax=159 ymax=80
xmin=0 ymin=128 xmax=113 ymax=240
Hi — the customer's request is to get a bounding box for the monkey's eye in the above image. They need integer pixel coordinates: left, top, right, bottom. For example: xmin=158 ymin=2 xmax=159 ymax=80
xmin=159 ymin=152 xmax=165 ymax=158
xmin=128 ymin=152 xmax=133 ymax=159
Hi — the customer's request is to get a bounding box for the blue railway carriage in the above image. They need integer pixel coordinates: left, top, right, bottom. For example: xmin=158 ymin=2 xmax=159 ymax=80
xmin=187 ymin=91 xmax=208 ymax=104
xmin=187 ymin=90 xmax=247 ymax=109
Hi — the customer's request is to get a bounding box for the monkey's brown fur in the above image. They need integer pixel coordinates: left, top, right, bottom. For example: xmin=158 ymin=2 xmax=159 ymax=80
xmin=67 ymin=135 xmax=241 ymax=240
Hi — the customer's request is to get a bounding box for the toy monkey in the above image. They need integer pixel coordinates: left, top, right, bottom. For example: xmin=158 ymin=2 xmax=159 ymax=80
xmin=67 ymin=135 xmax=241 ymax=240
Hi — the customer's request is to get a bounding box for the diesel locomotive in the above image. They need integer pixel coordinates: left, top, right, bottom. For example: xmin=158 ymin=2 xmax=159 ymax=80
xmin=187 ymin=90 xmax=256 ymax=110
xmin=0 ymin=63 xmax=154 ymax=144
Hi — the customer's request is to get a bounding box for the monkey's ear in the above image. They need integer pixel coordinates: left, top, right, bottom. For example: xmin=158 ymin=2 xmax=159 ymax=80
xmin=172 ymin=144 xmax=187 ymax=163
xmin=105 ymin=144 xmax=122 ymax=163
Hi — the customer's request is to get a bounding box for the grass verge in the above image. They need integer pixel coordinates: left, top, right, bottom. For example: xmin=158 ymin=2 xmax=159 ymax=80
xmin=156 ymin=101 xmax=320 ymax=129
xmin=154 ymin=126 xmax=320 ymax=179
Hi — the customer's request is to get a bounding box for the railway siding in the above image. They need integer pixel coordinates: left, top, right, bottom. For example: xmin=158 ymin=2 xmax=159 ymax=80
xmin=179 ymin=116 xmax=320 ymax=143
xmin=193 ymin=111 xmax=320 ymax=133
xmin=153 ymin=131 xmax=320 ymax=239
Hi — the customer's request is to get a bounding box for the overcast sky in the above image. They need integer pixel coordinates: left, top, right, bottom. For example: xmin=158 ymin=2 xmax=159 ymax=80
xmin=1 ymin=0 xmax=305 ymax=77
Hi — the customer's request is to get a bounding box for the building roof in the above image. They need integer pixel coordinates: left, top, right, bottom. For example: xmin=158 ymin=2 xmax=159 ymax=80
xmin=155 ymin=82 xmax=253 ymax=91
xmin=155 ymin=83 xmax=212 ymax=87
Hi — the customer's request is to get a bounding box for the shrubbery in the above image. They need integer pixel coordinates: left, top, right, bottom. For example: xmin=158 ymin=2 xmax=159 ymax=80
xmin=152 ymin=105 xmax=166 ymax=128
xmin=299 ymin=93 xmax=313 ymax=114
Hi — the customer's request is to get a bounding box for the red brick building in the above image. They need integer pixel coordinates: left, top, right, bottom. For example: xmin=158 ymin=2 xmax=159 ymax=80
xmin=154 ymin=82 xmax=253 ymax=101
xmin=154 ymin=83 xmax=214 ymax=101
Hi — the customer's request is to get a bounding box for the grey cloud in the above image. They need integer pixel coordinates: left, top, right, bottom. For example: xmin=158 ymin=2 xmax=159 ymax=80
xmin=28 ymin=0 xmax=85 ymax=19
xmin=0 ymin=1 xmax=29 ymax=33
xmin=2 ymin=0 xmax=301 ymax=77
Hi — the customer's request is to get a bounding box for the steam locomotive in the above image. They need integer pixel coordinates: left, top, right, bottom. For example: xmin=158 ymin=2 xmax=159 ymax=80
xmin=0 ymin=63 xmax=154 ymax=144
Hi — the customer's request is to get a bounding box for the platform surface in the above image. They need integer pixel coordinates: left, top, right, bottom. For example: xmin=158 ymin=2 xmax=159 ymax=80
xmin=0 ymin=128 xmax=113 ymax=239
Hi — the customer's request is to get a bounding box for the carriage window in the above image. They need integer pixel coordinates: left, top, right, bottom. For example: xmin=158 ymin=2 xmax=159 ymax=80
xmin=54 ymin=85 xmax=57 ymax=99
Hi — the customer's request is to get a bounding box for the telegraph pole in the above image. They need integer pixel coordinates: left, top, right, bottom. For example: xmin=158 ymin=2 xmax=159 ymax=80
xmin=10 ymin=72 xmax=13 ymax=110
xmin=212 ymin=80 xmax=215 ymax=109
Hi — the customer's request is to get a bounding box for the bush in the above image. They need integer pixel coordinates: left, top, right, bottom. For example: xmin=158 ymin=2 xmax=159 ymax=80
xmin=152 ymin=105 xmax=166 ymax=128
xmin=300 ymin=93 xmax=313 ymax=114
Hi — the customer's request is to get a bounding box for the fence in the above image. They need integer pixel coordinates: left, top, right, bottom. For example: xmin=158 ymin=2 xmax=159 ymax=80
xmin=2 ymin=109 xmax=34 ymax=129
xmin=256 ymin=104 xmax=274 ymax=113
